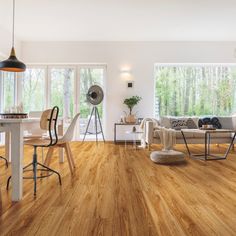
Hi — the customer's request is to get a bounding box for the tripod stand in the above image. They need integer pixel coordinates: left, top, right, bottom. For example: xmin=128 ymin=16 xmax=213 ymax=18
xmin=82 ymin=106 xmax=105 ymax=143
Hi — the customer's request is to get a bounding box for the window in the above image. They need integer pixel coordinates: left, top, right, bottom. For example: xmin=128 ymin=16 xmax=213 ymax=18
xmin=49 ymin=67 xmax=75 ymax=123
xmin=1 ymin=72 xmax=16 ymax=112
xmin=154 ymin=64 xmax=236 ymax=117
xmin=22 ymin=68 xmax=45 ymax=112
xmin=1 ymin=64 xmax=106 ymax=141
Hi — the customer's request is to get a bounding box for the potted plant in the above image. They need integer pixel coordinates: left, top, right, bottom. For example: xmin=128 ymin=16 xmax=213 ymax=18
xmin=123 ymin=96 xmax=142 ymax=123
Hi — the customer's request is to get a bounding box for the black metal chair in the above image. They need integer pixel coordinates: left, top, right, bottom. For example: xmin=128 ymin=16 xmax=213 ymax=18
xmin=7 ymin=106 xmax=62 ymax=195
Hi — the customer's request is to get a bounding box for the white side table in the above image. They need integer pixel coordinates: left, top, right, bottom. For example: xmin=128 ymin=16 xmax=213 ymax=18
xmin=125 ymin=131 xmax=143 ymax=150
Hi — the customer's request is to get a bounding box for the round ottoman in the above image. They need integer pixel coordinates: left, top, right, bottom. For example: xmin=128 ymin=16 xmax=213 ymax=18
xmin=150 ymin=150 xmax=185 ymax=164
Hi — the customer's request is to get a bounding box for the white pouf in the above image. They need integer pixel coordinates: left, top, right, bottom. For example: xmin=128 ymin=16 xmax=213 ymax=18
xmin=150 ymin=150 xmax=185 ymax=164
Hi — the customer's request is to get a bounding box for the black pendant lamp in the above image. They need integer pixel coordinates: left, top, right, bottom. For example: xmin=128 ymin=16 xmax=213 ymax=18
xmin=0 ymin=0 xmax=26 ymax=72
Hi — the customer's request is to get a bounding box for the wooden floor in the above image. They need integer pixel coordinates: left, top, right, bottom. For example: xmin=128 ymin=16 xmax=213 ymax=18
xmin=1 ymin=142 xmax=236 ymax=235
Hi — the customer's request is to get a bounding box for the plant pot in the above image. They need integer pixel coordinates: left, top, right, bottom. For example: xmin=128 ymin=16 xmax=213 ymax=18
xmin=125 ymin=115 xmax=136 ymax=124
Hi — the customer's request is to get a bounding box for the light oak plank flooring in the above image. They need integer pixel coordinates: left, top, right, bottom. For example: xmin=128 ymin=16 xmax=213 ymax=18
xmin=0 ymin=142 xmax=236 ymax=235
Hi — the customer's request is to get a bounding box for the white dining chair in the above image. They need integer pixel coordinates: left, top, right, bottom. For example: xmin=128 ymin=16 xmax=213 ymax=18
xmin=44 ymin=113 xmax=80 ymax=174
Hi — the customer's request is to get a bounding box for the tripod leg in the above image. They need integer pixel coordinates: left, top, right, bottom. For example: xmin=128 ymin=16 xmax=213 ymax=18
xmin=83 ymin=107 xmax=95 ymax=142
xmin=96 ymin=107 xmax=105 ymax=142
xmin=33 ymin=146 xmax=38 ymax=196
xmin=95 ymin=107 xmax=98 ymax=145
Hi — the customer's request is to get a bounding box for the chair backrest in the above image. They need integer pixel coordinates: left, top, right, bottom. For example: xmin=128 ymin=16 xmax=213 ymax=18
xmin=40 ymin=106 xmax=59 ymax=146
xmin=28 ymin=111 xmax=43 ymax=118
xmin=61 ymin=113 xmax=80 ymax=142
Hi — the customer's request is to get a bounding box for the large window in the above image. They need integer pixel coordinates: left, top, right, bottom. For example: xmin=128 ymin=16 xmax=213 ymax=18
xmin=155 ymin=64 xmax=236 ymax=117
xmin=0 ymin=64 xmax=106 ymax=141
xmin=22 ymin=68 xmax=45 ymax=112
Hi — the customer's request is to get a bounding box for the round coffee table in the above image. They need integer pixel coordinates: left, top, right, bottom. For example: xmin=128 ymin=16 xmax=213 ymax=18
xmin=150 ymin=150 xmax=185 ymax=164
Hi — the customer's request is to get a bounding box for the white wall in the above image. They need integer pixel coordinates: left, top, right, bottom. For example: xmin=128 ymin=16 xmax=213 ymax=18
xmin=21 ymin=41 xmax=236 ymax=140
xmin=0 ymin=26 xmax=22 ymax=58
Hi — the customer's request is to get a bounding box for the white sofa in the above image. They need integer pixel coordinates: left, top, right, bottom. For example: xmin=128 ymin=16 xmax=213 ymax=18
xmin=145 ymin=116 xmax=236 ymax=148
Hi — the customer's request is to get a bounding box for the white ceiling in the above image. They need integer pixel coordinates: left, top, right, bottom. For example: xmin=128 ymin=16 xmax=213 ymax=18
xmin=0 ymin=0 xmax=236 ymax=42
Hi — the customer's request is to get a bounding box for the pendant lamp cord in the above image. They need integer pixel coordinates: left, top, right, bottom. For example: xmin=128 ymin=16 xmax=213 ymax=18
xmin=12 ymin=0 xmax=15 ymax=47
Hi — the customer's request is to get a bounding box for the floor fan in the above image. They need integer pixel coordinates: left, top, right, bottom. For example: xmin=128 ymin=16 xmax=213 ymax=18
xmin=82 ymin=85 xmax=105 ymax=143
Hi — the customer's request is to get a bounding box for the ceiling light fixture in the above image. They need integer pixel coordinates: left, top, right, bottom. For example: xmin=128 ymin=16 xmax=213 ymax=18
xmin=0 ymin=0 xmax=26 ymax=72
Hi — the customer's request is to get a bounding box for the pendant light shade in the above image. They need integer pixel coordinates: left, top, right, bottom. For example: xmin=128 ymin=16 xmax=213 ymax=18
xmin=0 ymin=47 xmax=26 ymax=72
xmin=0 ymin=0 xmax=26 ymax=72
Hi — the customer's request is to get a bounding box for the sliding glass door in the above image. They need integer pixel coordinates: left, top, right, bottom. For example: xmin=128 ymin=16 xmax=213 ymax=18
xmin=22 ymin=67 xmax=46 ymax=112
xmin=78 ymin=66 xmax=105 ymax=140
xmin=14 ymin=64 xmax=106 ymax=141
xmin=49 ymin=67 xmax=75 ymax=125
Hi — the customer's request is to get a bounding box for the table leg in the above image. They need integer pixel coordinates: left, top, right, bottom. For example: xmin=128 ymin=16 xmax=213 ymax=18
xmin=114 ymin=124 xmax=117 ymax=144
xmin=59 ymin=148 xmax=64 ymax=163
xmin=181 ymin=131 xmax=191 ymax=156
xmin=205 ymin=132 xmax=207 ymax=160
xmin=11 ymin=124 xmax=23 ymax=201
xmin=5 ymin=132 xmax=11 ymax=163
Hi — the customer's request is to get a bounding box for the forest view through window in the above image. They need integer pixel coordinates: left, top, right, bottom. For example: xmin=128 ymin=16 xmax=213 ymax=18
xmin=155 ymin=64 xmax=236 ymax=117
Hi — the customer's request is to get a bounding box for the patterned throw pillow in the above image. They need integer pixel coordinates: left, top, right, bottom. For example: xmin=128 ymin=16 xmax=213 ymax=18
xmin=186 ymin=118 xmax=198 ymax=129
xmin=170 ymin=119 xmax=188 ymax=130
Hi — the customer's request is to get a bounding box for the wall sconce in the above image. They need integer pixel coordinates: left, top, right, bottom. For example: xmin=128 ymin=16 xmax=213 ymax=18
xmin=120 ymin=67 xmax=133 ymax=81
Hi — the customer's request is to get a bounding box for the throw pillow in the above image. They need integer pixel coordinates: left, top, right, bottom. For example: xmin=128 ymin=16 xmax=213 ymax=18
xmin=170 ymin=118 xmax=188 ymax=130
xmin=186 ymin=118 xmax=198 ymax=129
xmin=211 ymin=117 xmax=222 ymax=129
xmin=198 ymin=117 xmax=222 ymax=129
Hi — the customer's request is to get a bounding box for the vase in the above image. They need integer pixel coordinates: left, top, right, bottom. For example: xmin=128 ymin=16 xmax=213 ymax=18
xmin=125 ymin=114 xmax=136 ymax=124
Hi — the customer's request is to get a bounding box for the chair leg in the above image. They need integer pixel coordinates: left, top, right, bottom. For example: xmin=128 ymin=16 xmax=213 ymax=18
xmin=64 ymin=144 xmax=74 ymax=174
xmin=33 ymin=146 xmax=38 ymax=196
xmin=6 ymin=176 xmax=11 ymax=190
xmin=41 ymin=147 xmax=44 ymax=163
xmin=67 ymin=143 xmax=76 ymax=168
xmin=6 ymin=147 xmax=61 ymax=194
xmin=44 ymin=147 xmax=54 ymax=167
xmin=0 ymin=156 xmax=8 ymax=168
xmin=37 ymin=162 xmax=62 ymax=185
xmin=7 ymin=162 xmax=34 ymax=190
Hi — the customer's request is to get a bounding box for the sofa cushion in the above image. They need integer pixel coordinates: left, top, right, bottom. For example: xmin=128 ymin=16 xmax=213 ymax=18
xmin=154 ymin=129 xmax=194 ymax=139
xmin=192 ymin=132 xmax=231 ymax=139
xmin=175 ymin=131 xmax=194 ymax=139
xmin=160 ymin=116 xmax=172 ymax=128
xmin=217 ymin=117 xmax=233 ymax=129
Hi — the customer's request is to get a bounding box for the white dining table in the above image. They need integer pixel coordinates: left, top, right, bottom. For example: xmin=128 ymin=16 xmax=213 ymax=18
xmin=0 ymin=118 xmax=64 ymax=202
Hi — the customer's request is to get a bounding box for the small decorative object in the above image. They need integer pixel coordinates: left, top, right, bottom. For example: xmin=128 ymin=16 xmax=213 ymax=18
xmin=132 ymin=126 xmax=136 ymax=132
xmin=138 ymin=118 xmax=143 ymax=124
xmin=0 ymin=113 xmax=28 ymax=119
xmin=123 ymin=95 xmax=142 ymax=123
